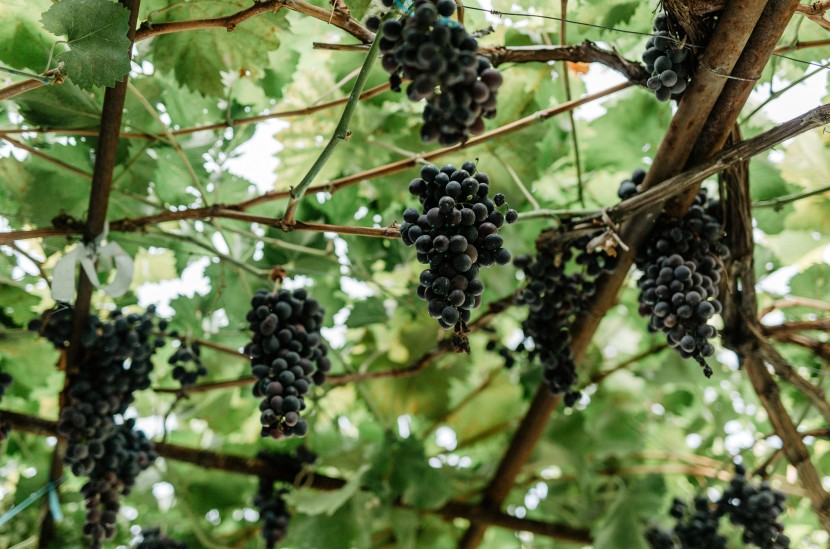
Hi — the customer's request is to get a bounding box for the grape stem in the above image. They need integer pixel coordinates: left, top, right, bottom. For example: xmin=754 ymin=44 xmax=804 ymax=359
xmin=281 ymin=11 xmax=392 ymax=225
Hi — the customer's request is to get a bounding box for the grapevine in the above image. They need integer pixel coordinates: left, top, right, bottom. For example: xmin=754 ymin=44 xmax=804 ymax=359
xmin=245 ymin=288 xmax=330 ymax=440
xmin=400 ymin=160 xmax=516 ymax=347
xmin=376 ymin=0 xmax=503 ymax=144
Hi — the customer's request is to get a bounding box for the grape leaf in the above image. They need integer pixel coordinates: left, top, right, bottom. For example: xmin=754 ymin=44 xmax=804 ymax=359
xmin=0 ymin=0 xmax=54 ymax=70
xmin=40 ymin=0 xmax=132 ymax=89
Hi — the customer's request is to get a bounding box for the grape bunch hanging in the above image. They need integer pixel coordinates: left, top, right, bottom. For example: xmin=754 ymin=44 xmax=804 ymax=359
xmin=376 ymin=0 xmax=503 ymax=145
xmin=632 ymin=184 xmax=726 ymax=376
xmin=400 ymin=161 xmax=516 ymax=346
xmin=646 ymin=464 xmax=790 ymax=548
xmin=29 ymin=306 xmax=161 ymax=548
xmin=253 ymin=448 xmax=315 ymax=548
xmin=245 ymin=288 xmax=330 ymax=440
xmin=136 ymin=527 xmax=188 ymax=549
xmin=0 ymin=368 xmax=12 ymax=442
xmin=514 ymin=219 xmax=622 ymax=406
xmin=642 ymin=12 xmax=693 ymax=102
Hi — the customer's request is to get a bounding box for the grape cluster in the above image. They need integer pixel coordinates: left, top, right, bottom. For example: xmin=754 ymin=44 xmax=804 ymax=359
xmin=646 ymin=496 xmax=727 ymax=549
xmin=633 ymin=186 xmax=726 ymax=376
xmin=245 ymin=288 xmax=330 ymax=440
xmin=136 ymin=527 xmax=188 ymax=548
xmin=82 ymin=421 xmax=156 ymax=548
xmin=0 ymin=369 xmax=12 ymax=442
xmin=717 ymin=464 xmax=790 ymax=548
xmin=166 ymin=342 xmax=207 ymax=389
xmin=253 ymin=448 xmax=315 ymax=549
xmin=255 ymin=483 xmax=291 ymax=548
xmin=645 ymin=464 xmax=790 ymax=549
xmin=514 ymin=232 xmax=619 ymax=405
xmin=400 ymin=161 xmax=516 ymax=339
xmin=642 ymin=12 xmax=693 ymax=102
xmin=31 ymin=307 xmax=159 ymax=476
xmin=30 ymin=306 xmax=160 ymax=547
xmin=377 ymin=0 xmax=503 ymax=145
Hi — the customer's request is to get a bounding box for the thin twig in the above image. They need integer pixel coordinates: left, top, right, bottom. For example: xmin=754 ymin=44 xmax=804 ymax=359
xmin=282 ymin=14 xmax=387 ymax=223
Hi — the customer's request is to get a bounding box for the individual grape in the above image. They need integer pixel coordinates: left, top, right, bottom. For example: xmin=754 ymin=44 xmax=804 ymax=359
xmin=245 ymin=287 xmax=329 ymax=440
xmin=400 ymin=161 xmax=515 ymax=345
xmin=377 ymin=0 xmax=503 ymax=144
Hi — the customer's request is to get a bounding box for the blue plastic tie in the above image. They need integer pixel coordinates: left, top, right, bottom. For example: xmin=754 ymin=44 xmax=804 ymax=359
xmin=0 ymin=479 xmax=63 ymax=526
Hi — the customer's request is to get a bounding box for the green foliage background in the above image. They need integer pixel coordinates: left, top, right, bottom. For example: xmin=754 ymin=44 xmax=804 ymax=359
xmin=1 ymin=0 xmax=829 ymax=547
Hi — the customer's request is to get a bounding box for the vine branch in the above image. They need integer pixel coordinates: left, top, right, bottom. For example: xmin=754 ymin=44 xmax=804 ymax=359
xmin=0 ymin=409 xmax=590 ymax=543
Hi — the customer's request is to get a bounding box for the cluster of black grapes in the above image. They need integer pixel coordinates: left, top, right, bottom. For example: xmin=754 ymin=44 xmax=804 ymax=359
xmin=646 ymin=496 xmax=727 ymax=548
xmin=646 ymin=464 xmax=789 ymax=548
xmin=632 ymin=183 xmax=726 ymax=376
xmin=165 ymin=341 xmax=207 ymax=389
xmin=374 ymin=0 xmax=503 ymax=145
xmin=643 ymin=12 xmax=693 ymax=102
xmin=400 ymin=161 xmax=516 ymax=343
xmin=81 ymin=421 xmax=156 ymax=548
xmin=719 ymin=464 xmax=790 ymax=547
xmin=253 ymin=448 xmax=316 ymax=548
xmin=245 ymin=288 xmax=330 ymax=440
xmin=514 ymin=231 xmax=620 ymax=405
xmin=0 ymin=368 xmax=12 ymax=442
xmin=136 ymin=526 xmax=188 ymax=548
xmin=30 ymin=306 xmax=160 ymax=547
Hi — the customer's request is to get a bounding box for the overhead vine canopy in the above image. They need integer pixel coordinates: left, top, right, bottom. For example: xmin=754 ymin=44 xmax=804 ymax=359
xmin=1 ymin=0 xmax=830 ymax=547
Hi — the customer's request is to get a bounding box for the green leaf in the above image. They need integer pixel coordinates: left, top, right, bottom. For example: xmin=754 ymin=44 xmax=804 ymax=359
xmin=149 ymin=3 xmax=288 ymax=97
xmin=347 ymin=297 xmax=388 ymax=328
xmin=283 ymin=464 xmax=368 ymax=515
xmin=0 ymin=0 xmax=54 ymax=70
xmin=789 ymin=264 xmax=830 ymax=301
xmin=41 ymin=0 xmax=132 ymax=89
xmin=14 ymin=79 xmax=101 ymax=127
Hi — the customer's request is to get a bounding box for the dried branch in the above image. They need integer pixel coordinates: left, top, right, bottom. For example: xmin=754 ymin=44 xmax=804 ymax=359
xmin=313 ymin=40 xmax=650 ymax=84
xmin=753 ymin=182 xmax=830 ymax=209
xmin=0 ymin=409 xmax=590 ymax=543
xmin=537 ymin=103 xmax=830 ymax=248
xmin=774 ymin=38 xmax=830 ymax=53
xmin=0 ymin=81 xmax=393 ymax=140
xmin=769 ymin=332 xmax=830 ymax=362
xmin=239 ymin=82 xmax=632 ymax=210
xmin=720 ymin=128 xmax=830 ymax=532
xmin=0 ymin=68 xmax=63 ymax=103
xmin=153 ymin=295 xmax=514 ymax=394
xmin=759 ymin=297 xmax=830 ymax=319
xmin=0 ymin=134 xmax=92 ymax=179
xmin=458 ymin=3 xmax=789 ymax=545
xmin=796 ymin=1 xmax=830 ymax=32
xmin=42 ymin=3 xmax=142 ymax=544
xmin=135 ymin=0 xmax=284 ymax=39
xmin=677 ymin=0 xmax=806 ymax=215
xmin=0 ymin=83 xmax=631 ymax=246
xmin=746 ymin=324 xmax=830 ymax=426
xmin=136 ymin=0 xmax=373 ymax=43
xmin=763 ymin=317 xmax=830 ymax=335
